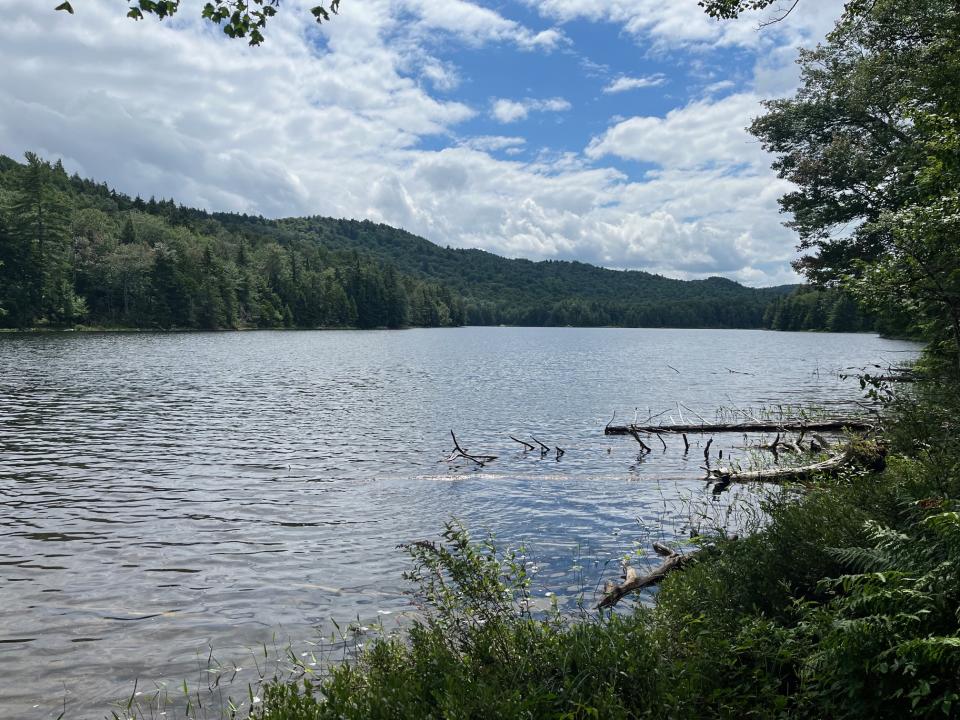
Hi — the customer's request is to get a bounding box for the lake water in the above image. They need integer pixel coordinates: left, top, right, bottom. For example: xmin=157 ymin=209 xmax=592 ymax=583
xmin=0 ymin=327 xmax=919 ymax=718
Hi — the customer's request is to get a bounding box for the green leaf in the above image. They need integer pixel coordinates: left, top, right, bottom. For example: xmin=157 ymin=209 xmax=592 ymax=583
xmin=54 ymin=2 xmax=74 ymax=13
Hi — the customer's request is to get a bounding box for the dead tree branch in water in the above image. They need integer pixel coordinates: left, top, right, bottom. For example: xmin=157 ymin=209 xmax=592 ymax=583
xmin=627 ymin=427 xmax=651 ymax=455
xmin=531 ymin=436 xmax=550 ymax=458
xmin=509 ymin=435 xmax=535 ymax=452
xmin=704 ymin=442 xmax=885 ymax=494
xmin=597 ymin=542 xmax=695 ymax=609
xmin=445 ymin=431 xmax=497 ymax=467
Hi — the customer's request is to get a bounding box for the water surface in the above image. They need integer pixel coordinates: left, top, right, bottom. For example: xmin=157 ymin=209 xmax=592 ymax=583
xmin=0 ymin=327 xmax=919 ymax=718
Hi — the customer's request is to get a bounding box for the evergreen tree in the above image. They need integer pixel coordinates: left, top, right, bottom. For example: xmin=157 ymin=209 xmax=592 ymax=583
xmin=6 ymin=153 xmax=73 ymax=324
xmin=119 ymin=216 xmax=136 ymax=245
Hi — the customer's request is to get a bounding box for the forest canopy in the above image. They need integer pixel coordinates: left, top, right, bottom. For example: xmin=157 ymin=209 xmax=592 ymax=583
xmin=0 ymin=153 xmax=873 ymax=333
xmin=748 ymin=0 xmax=960 ymax=371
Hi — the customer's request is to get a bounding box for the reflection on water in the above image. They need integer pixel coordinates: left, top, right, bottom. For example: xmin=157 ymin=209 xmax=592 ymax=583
xmin=0 ymin=327 xmax=918 ymax=718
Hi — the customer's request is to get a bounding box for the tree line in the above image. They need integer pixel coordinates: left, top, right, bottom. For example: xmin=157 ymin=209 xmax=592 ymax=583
xmin=748 ymin=0 xmax=960 ymax=370
xmin=0 ymin=154 xmax=464 ymax=330
xmin=1 ymin=152 xmax=877 ymax=333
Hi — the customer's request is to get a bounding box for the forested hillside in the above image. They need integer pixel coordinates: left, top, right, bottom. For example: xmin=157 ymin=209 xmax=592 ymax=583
xmin=762 ymin=287 xmax=903 ymax=334
xmin=245 ymin=215 xmax=796 ymax=327
xmin=0 ymin=153 xmax=873 ymax=332
xmin=0 ymin=154 xmax=464 ymax=330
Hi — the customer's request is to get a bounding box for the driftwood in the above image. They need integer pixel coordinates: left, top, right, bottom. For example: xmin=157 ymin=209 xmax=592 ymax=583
xmin=811 ymin=433 xmax=832 ymax=452
xmin=627 ymin=427 xmax=652 ymax=454
xmin=606 ymin=418 xmax=873 ymax=435
xmin=759 ymin=432 xmax=781 ymax=452
xmin=597 ymin=542 xmax=695 ymax=609
xmin=509 ymin=435 xmax=535 ymax=452
xmin=531 ymin=436 xmax=551 ymax=458
xmin=705 ymin=447 xmax=853 ymax=490
xmin=841 ymin=364 xmax=918 ymax=383
xmin=445 ymin=431 xmax=497 ymax=467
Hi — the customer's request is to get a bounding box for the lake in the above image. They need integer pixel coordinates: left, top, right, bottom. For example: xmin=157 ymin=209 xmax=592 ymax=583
xmin=0 ymin=327 xmax=920 ymax=718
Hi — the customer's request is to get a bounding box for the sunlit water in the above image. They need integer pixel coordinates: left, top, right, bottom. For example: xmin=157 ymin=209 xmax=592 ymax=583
xmin=0 ymin=327 xmax=919 ymax=718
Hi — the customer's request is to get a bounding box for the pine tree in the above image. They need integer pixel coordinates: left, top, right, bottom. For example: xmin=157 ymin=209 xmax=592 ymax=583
xmin=7 ymin=153 xmax=72 ymax=324
xmin=119 ymin=216 xmax=137 ymax=245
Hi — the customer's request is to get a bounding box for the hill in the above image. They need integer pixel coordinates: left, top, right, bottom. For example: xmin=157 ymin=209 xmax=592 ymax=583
xmin=220 ymin=214 xmax=795 ymax=327
xmin=0 ymin=153 xmax=865 ymax=331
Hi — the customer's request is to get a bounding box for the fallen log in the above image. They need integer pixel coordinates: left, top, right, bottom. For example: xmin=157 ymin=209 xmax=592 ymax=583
xmin=597 ymin=542 xmax=695 ymax=609
xmin=605 ymin=418 xmax=873 ymax=435
xmin=705 ymin=447 xmax=852 ymax=488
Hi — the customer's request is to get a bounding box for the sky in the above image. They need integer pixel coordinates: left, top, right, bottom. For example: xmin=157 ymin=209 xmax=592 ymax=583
xmin=0 ymin=0 xmax=846 ymax=286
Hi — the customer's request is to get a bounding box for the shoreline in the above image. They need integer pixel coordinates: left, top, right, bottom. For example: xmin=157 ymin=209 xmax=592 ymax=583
xmin=0 ymin=324 xmax=896 ymax=335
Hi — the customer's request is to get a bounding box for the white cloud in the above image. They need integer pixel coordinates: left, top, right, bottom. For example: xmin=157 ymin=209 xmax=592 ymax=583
xmin=420 ymin=59 xmax=460 ymax=92
xmin=462 ymin=135 xmax=527 ymax=152
xmin=490 ymin=99 xmax=529 ymax=123
xmin=0 ymin=0 xmax=829 ymax=287
xmin=702 ymin=79 xmax=736 ymax=96
xmin=523 ymin=0 xmax=843 ymax=51
xmin=398 ymin=0 xmax=566 ymax=51
xmin=490 ymin=97 xmax=572 ymax=123
xmin=586 ymin=93 xmax=768 ymax=170
xmin=602 ymin=74 xmax=666 ymax=93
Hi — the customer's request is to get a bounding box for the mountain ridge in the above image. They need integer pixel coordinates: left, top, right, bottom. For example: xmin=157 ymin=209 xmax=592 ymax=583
xmin=1 ymin=153 xmax=858 ymax=331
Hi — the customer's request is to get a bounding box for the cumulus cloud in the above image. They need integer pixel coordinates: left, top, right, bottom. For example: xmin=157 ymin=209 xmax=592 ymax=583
xmin=586 ymin=93 xmax=768 ymax=170
xmin=400 ymin=0 xmax=566 ymax=50
xmin=602 ymin=74 xmax=666 ymax=93
xmin=523 ymin=0 xmax=842 ymax=51
xmin=462 ymin=135 xmax=527 ymax=152
xmin=0 ymin=0 xmax=840 ymax=287
xmin=490 ymin=97 xmax=572 ymax=123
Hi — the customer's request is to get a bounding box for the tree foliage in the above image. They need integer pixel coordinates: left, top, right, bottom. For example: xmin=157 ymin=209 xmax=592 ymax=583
xmin=1 ymin=154 xmax=833 ymax=333
xmin=55 ymin=0 xmax=341 ymax=45
xmin=749 ymin=0 xmax=960 ymax=370
xmin=272 ymin=215 xmax=802 ymax=330
xmin=698 ymin=0 xmax=796 ymax=21
xmin=0 ymin=154 xmax=463 ymax=330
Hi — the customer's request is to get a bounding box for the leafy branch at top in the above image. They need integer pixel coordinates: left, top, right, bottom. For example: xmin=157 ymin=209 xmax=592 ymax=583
xmin=54 ymin=0 xmax=341 ymax=45
xmin=697 ymin=0 xmax=796 ymax=20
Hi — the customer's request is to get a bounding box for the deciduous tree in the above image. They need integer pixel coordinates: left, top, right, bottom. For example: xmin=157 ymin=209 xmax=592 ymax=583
xmin=55 ymin=0 xmax=341 ymax=45
xmin=748 ymin=0 xmax=960 ymax=369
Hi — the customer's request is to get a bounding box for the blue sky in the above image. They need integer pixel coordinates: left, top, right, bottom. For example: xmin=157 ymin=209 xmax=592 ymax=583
xmin=0 ymin=0 xmax=845 ymax=285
